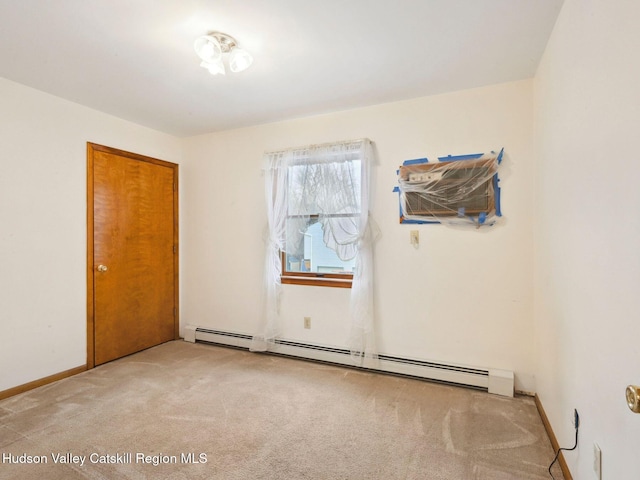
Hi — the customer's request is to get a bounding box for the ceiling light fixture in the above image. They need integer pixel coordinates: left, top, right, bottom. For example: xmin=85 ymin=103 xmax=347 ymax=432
xmin=194 ymin=32 xmax=253 ymax=76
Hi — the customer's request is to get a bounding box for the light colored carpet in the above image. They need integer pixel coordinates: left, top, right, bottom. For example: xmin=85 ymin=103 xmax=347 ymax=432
xmin=0 ymin=341 xmax=563 ymax=479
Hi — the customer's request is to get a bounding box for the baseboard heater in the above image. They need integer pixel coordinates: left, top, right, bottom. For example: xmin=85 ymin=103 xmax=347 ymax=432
xmin=183 ymin=326 xmax=514 ymax=397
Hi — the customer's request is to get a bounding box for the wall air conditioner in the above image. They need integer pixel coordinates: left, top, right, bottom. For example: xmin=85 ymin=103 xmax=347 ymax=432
xmin=399 ymin=157 xmax=498 ymax=218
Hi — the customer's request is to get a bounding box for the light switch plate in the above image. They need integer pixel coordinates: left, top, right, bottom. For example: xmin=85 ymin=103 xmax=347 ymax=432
xmin=410 ymin=230 xmax=419 ymax=247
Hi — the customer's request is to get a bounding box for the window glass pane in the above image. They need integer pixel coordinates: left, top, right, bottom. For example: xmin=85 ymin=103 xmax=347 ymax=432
xmin=284 ymin=157 xmax=361 ymax=279
xmin=285 ymin=221 xmax=356 ymax=274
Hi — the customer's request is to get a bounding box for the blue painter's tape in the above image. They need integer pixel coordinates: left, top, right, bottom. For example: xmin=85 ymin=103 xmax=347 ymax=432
xmin=496 ymin=147 xmax=504 ymax=165
xmin=493 ymin=174 xmax=502 ymax=216
xmin=402 ymin=157 xmax=429 ymax=166
xmin=478 ymin=212 xmax=487 ymax=225
xmin=438 ymin=153 xmax=483 ymax=162
xmin=402 ymin=218 xmax=440 ymax=224
xmin=396 ymin=190 xmax=406 ymax=223
xmin=392 ymin=186 xmax=399 ymax=192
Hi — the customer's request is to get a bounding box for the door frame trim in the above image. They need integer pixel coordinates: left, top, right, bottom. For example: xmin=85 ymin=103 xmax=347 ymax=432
xmin=86 ymin=142 xmax=179 ymax=369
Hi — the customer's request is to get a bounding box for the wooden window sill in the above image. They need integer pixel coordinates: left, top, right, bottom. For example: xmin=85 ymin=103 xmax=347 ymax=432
xmin=281 ymin=276 xmax=352 ymax=288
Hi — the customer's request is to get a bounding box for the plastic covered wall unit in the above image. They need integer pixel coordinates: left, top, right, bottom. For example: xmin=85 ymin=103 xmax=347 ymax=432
xmin=396 ymin=149 xmax=503 ymax=227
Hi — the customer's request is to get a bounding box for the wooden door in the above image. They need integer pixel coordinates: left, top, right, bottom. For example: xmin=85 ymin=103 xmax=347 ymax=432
xmin=87 ymin=143 xmax=178 ymax=367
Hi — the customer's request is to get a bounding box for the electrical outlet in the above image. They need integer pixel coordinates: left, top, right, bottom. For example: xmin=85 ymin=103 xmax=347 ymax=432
xmin=304 ymin=317 xmax=311 ymax=329
xmin=593 ymin=443 xmax=602 ymax=479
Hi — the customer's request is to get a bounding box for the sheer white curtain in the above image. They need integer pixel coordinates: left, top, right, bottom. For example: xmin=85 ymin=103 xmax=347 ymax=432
xmin=251 ymin=139 xmax=377 ymax=365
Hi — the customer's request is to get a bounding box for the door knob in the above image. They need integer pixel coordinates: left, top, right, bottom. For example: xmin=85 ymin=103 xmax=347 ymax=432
xmin=97 ymin=265 xmax=108 ymax=273
xmin=626 ymin=385 xmax=640 ymax=413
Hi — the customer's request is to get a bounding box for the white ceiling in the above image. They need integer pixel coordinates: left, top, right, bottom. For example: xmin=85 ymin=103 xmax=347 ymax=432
xmin=0 ymin=0 xmax=563 ymax=137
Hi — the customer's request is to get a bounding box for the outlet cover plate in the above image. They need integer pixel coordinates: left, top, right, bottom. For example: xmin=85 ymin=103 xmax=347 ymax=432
xmin=593 ymin=442 xmax=602 ymax=479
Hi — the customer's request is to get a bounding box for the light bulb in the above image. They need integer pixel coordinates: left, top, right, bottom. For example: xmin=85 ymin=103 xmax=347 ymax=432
xmin=200 ymin=59 xmax=225 ymax=76
xmin=228 ymin=47 xmax=253 ymax=73
xmin=194 ymin=36 xmax=222 ymax=63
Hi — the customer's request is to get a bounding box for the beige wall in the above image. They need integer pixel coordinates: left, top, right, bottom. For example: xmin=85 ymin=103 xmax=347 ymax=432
xmin=5 ymin=2 xmax=640 ymax=472
xmin=534 ymin=0 xmax=640 ymax=477
xmin=181 ymin=80 xmax=536 ymax=391
xmin=0 ymin=74 xmax=537 ymax=400
xmin=0 ymin=78 xmax=182 ymax=391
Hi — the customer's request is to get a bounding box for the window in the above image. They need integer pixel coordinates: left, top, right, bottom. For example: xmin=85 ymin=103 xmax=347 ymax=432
xmin=281 ymin=155 xmax=362 ymax=288
xmin=254 ymin=138 xmax=377 ymax=360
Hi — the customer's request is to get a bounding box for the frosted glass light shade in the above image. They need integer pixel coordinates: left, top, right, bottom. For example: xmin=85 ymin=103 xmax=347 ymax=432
xmin=200 ymin=59 xmax=225 ymax=76
xmin=228 ymin=47 xmax=253 ymax=73
xmin=195 ymin=32 xmax=252 ymax=75
xmin=194 ymin=35 xmax=222 ymax=63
